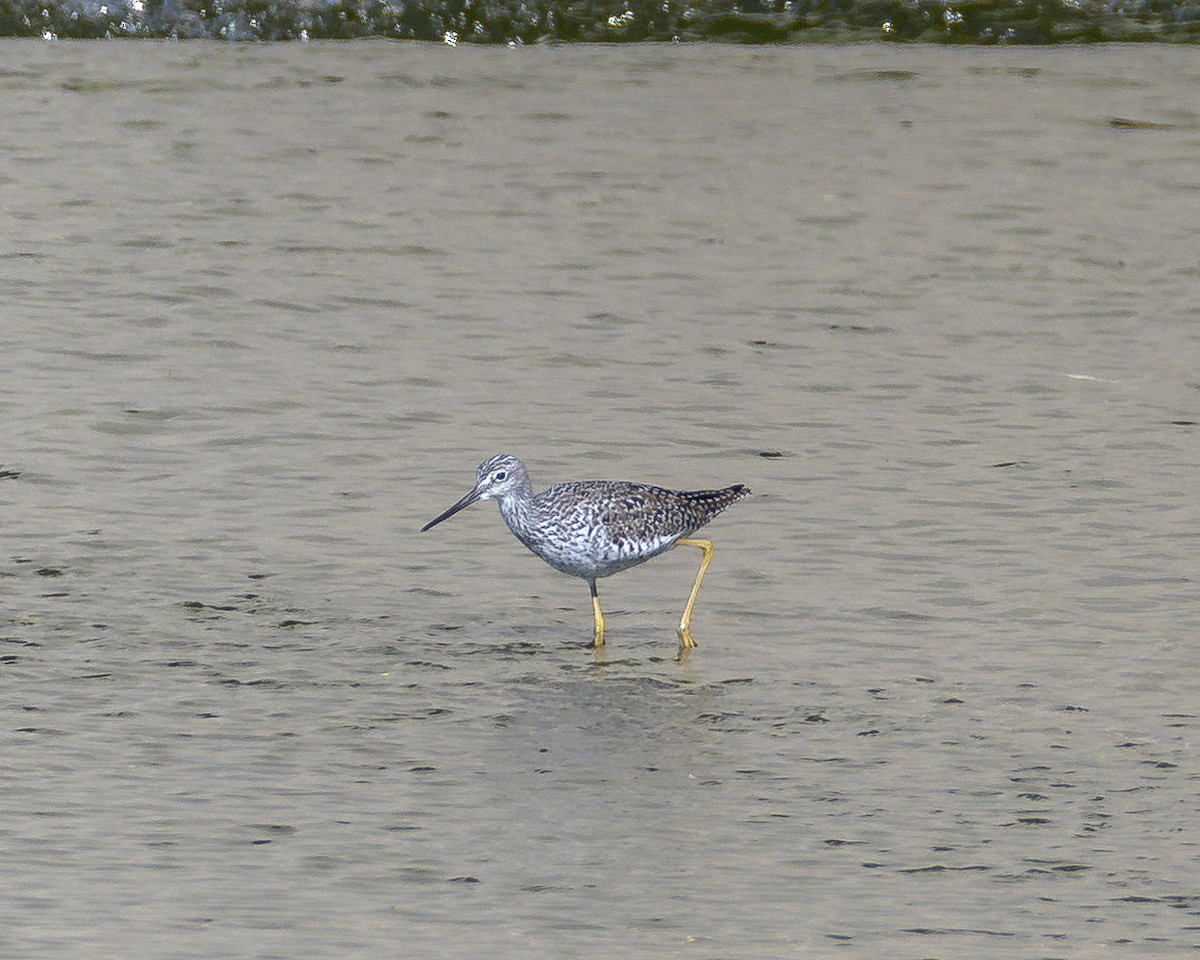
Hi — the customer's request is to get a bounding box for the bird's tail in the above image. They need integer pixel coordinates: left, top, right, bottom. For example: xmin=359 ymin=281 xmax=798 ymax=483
xmin=681 ymin=483 xmax=752 ymax=516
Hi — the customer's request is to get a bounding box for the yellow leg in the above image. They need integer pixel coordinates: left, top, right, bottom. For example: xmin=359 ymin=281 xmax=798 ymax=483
xmin=589 ymin=580 xmax=605 ymax=647
xmin=675 ymin=538 xmax=713 ymax=648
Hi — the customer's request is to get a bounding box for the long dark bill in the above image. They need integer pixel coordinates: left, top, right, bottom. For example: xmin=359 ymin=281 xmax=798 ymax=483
xmin=420 ymin=487 xmax=483 ymax=532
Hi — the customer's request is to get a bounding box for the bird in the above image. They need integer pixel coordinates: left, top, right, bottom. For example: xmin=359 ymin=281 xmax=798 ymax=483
xmin=420 ymin=453 xmax=750 ymax=649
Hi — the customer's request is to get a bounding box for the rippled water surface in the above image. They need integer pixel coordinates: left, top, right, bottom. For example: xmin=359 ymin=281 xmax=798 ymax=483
xmin=3 ymin=42 xmax=1199 ymax=958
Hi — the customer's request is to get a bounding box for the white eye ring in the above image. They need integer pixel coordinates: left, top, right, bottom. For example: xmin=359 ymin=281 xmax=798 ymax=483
xmin=494 ymin=471 xmax=507 ymax=482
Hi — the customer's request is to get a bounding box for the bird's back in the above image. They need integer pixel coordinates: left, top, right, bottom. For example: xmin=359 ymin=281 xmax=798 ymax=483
xmin=501 ymin=480 xmax=750 ymax=581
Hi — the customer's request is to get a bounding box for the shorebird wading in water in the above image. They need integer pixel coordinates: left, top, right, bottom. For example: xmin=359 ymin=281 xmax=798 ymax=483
xmin=420 ymin=454 xmax=750 ymax=648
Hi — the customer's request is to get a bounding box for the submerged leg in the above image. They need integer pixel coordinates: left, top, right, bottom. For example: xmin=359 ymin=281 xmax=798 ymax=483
xmin=674 ymin=538 xmax=714 ymax=648
xmin=589 ymin=579 xmax=605 ymax=647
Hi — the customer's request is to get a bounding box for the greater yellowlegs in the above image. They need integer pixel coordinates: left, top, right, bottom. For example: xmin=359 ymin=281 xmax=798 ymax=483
xmin=420 ymin=454 xmax=750 ymax=648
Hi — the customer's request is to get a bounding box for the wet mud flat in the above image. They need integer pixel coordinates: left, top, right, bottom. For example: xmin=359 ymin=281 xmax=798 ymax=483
xmin=2 ymin=38 xmax=1198 ymax=960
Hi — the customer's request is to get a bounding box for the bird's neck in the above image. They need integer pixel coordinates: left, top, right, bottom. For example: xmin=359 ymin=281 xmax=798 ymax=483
xmin=496 ymin=483 xmax=536 ymax=538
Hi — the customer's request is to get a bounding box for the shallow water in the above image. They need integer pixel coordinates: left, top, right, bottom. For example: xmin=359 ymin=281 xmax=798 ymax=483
xmin=2 ymin=41 xmax=1199 ymax=958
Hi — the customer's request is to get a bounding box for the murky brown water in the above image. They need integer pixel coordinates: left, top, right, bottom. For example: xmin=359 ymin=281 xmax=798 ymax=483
xmin=2 ymin=40 xmax=1198 ymax=958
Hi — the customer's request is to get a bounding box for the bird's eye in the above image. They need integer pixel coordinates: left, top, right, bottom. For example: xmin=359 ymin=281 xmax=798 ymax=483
xmin=494 ymin=471 xmax=507 ymax=482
